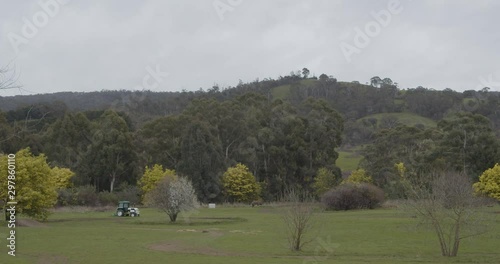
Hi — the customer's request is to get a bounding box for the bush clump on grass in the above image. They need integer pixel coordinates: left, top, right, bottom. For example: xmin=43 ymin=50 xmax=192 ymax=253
xmin=321 ymin=183 xmax=385 ymax=210
xmin=75 ymin=185 xmax=99 ymax=206
xmin=98 ymin=191 xmax=119 ymax=206
xmin=55 ymin=184 xmax=142 ymax=207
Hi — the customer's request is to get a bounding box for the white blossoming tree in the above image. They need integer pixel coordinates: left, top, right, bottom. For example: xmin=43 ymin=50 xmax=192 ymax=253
xmin=147 ymin=176 xmax=199 ymax=222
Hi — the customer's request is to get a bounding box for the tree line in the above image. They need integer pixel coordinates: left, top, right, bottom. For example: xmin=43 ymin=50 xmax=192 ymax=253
xmin=1 ymin=71 xmax=500 ymax=202
xmin=0 ymin=93 xmax=344 ymax=202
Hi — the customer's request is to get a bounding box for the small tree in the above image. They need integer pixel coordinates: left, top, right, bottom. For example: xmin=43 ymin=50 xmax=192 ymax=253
xmin=302 ymin=68 xmax=310 ymax=79
xmin=221 ymin=163 xmax=261 ymax=203
xmin=473 ymin=163 xmax=500 ymax=201
xmin=51 ymin=166 xmax=75 ymax=189
xmin=281 ymin=189 xmax=316 ymax=251
xmin=147 ymin=176 xmax=199 ymax=222
xmin=0 ymin=148 xmax=58 ymax=221
xmin=0 ymin=65 xmax=21 ymax=90
xmin=401 ymin=171 xmax=488 ymax=257
xmin=138 ymin=164 xmax=176 ymax=202
xmin=342 ymin=169 xmax=372 ymax=185
xmin=312 ymin=167 xmax=338 ymax=197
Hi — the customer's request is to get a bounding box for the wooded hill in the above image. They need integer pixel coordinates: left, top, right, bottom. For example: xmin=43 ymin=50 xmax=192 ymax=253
xmin=1 ymin=71 xmax=499 ymax=201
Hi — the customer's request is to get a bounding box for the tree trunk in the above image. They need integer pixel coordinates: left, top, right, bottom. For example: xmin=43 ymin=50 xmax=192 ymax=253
xmin=225 ymin=140 xmax=236 ymax=160
xmin=433 ymin=221 xmax=449 ymax=256
xmin=169 ymin=213 xmax=178 ymax=222
xmin=110 ymin=173 xmax=116 ymax=193
xmin=451 ymin=217 xmax=461 ymax=257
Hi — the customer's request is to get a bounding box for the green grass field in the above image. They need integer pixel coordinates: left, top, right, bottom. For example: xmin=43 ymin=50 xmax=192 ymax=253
xmin=337 ymin=148 xmax=363 ymax=172
xmin=1 ymin=205 xmax=499 ymax=264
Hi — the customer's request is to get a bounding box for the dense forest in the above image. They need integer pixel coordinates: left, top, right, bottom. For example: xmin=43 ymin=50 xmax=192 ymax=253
xmin=1 ymin=70 xmax=499 ymax=201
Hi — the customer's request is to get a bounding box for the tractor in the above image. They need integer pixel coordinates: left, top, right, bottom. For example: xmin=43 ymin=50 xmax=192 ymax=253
xmin=115 ymin=201 xmax=140 ymax=217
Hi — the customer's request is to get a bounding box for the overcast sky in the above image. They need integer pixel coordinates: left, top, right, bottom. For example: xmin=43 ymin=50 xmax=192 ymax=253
xmin=1 ymin=0 xmax=500 ymax=97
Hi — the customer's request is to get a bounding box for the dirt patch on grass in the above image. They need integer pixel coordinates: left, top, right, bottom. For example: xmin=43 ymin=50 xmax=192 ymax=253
xmin=150 ymin=240 xmax=238 ymax=256
xmin=36 ymin=254 xmax=69 ymax=264
xmin=17 ymin=219 xmax=47 ymax=227
xmin=229 ymin=229 xmax=262 ymax=235
xmin=176 ymin=228 xmax=225 ymax=238
xmin=149 ymin=241 xmax=312 ymax=259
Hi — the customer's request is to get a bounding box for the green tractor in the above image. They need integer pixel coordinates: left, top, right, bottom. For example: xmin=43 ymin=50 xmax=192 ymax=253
xmin=115 ymin=201 xmax=140 ymax=217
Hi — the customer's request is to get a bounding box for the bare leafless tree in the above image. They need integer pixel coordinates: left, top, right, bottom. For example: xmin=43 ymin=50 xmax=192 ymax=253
xmin=280 ymin=189 xmax=318 ymax=251
xmin=0 ymin=64 xmax=21 ymax=90
xmin=401 ymin=171 xmax=490 ymax=257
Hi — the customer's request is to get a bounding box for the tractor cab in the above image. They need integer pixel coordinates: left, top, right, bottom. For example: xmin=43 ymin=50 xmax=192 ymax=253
xmin=115 ymin=200 xmax=140 ymax=217
xmin=119 ymin=201 xmax=130 ymax=211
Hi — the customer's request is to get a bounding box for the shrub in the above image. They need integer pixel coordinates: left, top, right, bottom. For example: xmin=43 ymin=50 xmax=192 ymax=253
xmin=473 ymin=163 xmax=500 ymax=201
xmin=74 ymin=185 xmax=99 ymax=206
xmin=116 ymin=185 xmax=141 ymax=205
xmin=357 ymin=183 xmax=385 ymax=209
xmin=341 ymin=169 xmax=373 ymax=184
xmin=57 ymin=188 xmax=76 ymax=206
xmin=312 ymin=167 xmax=338 ymax=197
xmin=321 ymin=183 xmax=385 ymax=210
xmin=98 ymin=191 xmax=119 ymax=206
xmin=222 ymin=163 xmax=261 ymax=203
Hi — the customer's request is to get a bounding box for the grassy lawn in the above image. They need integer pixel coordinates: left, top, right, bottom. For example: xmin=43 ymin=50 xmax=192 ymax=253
xmin=337 ymin=149 xmax=362 ymax=172
xmin=0 ymin=205 xmax=499 ymax=264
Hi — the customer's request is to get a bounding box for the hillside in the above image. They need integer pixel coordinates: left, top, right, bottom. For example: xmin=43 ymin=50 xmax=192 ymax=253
xmin=1 ymin=72 xmax=500 ymax=201
xmin=271 ymin=79 xmax=319 ymax=100
xmin=358 ymin=112 xmax=437 ymax=128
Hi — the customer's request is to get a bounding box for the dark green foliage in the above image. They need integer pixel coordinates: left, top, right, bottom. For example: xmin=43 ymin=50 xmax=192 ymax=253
xmin=115 ymin=185 xmax=141 ymax=205
xmin=321 ymin=183 xmax=385 ymax=210
xmin=3 ymin=71 xmax=500 ymax=204
xmin=78 ymin=110 xmax=138 ymax=192
xmin=435 ymin=112 xmax=499 ymax=178
xmin=177 ymin=120 xmax=225 ymax=203
xmin=97 ymin=191 xmax=119 ymax=206
xmin=74 ymin=185 xmax=99 ymax=206
xmin=56 ymin=188 xmax=75 ymax=207
xmin=405 ymin=87 xmax=462 ymax=120
xmin=57 ymin=185 xmax=141 ymax=206
xmin=43 ymin=113 xmax=92 ymax=169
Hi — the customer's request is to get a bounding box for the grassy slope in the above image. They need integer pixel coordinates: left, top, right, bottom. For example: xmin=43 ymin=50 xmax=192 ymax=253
xmin=271 ymin=79 xmax=318 ymax=100
xmin=270 ymin=79 xmax=435 ymax=172
xmin=358 ymin=112 xmax=437 ymax=128
xmin=1 ymin=206 xmax=499 ymax=264
xmin=337 ymin=112 xmax=436 ymax=171
xmin=337 ymin=148 xmax=363 ymax=172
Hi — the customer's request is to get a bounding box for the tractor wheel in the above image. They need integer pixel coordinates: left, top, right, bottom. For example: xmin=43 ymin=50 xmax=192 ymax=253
xmin=117 ymin=210 xmax=124 ymax=217
xmin=130 ymin=213 xmax=136 ymax=217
